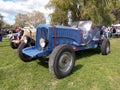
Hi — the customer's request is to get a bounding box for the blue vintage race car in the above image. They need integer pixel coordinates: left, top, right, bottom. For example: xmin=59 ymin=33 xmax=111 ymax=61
xmin=18 ymin=21 xmax=110 ymax=79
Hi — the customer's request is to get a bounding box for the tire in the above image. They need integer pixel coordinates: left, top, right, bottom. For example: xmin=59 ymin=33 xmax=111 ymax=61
xmin=101 ymin=38 xmax=110 ymax=55
xmin=10 ymin=40 xmax=18 ymax=49
xmin=18 ymin=41 xmax=33 ymax=62
xmin=49 ymin=44 xmax=75 ymax=79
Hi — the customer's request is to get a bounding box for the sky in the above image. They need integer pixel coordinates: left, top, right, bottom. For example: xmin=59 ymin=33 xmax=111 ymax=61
xmin=0 ymin=0 xmax=53 ymax=25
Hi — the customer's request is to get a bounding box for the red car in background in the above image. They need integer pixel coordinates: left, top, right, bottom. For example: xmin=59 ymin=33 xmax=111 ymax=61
xmin=10 ymin=25 xmax=36 ymax=49
xmin=10 ymin=31 xmax=23 ymax=49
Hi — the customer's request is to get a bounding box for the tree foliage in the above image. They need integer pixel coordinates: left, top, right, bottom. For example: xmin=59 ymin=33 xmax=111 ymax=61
xmin=0 ymin=14 xmax=4 ymax=27
xmin=46 ymin=0 xmax=70 ymax=25
xmin=14 ymin=11 xmax=46 ymax=27
xmin=46 ymin=0 xmax=120 ymax=26
xmin=14 ymin=13 xmax=28 ymax=27
xmin=27 ymin=11 xmax=46 ymax=27
xmin=0 ymin=21 xmax=3 ymax=27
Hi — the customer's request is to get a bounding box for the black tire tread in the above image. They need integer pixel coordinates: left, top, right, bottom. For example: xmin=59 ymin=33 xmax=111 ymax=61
xmin=18 ymin=41 xmax=32 ymax=62
xmin=49 ymin=44 xmax=75 ymax=79
xmin=101 ymin=38 xmax=110 ymax=55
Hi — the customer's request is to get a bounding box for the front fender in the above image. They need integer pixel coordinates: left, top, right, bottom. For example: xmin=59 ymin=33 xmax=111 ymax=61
xmin=22 ymin=46 xmax=51 ymax=58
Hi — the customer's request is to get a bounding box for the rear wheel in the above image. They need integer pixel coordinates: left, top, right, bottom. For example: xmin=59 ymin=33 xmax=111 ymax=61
xmin=18 ymin=41 xmax=34 ymax=62
xmin=49 ymin=44 xmax=75 ymax=79
xmin=101 ymin=38 xmax=110 ymax=55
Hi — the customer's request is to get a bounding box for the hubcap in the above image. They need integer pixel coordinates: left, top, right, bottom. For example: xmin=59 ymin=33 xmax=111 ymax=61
xmin=58 ymin=52 xmax=73 ymax=73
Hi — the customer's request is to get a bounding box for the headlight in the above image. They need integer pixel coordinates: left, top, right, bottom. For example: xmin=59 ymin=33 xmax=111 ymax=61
xmin=40 ymin=38 xmax=48 ymax=48
xmin=40 ymin=38 xmax=46 ymax=48
xmin=23 ymin=36 xmax=27 ymax=43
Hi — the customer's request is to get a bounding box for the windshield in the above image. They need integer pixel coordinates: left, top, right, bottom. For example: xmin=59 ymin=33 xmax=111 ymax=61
xmin=71 ymin=22 xmax=79 ymax=28
xmin=71 ymin=21 xmax=92 ymax=31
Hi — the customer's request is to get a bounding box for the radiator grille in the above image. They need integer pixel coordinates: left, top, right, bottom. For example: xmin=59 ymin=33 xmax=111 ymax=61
xmin=36 ymin=27 xmax=48 ymax=50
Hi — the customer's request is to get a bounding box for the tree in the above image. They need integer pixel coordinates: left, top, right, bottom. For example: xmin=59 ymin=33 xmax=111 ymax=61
xmin=14 ymin=11 xmax=46 ymax=27
xmin=46 ymin=0 xmax=120 ymax=26
xmin=0 ymin=14 xmax=4 ymax=27
xmin=81 ymin=0 xmax=120 ymax=25
xmin=0 ymin=21 xmax=3 ymax=27
xmin=46 ymin=0 xmax=70 ymax=25
xmin=49 ymin=8 xmax=68 ymax=25
xmin=111 ymin=1 xmax=120 ymax=24
xmin=14 ymin=13 xmax=28 ymax=27
xmin=27 ymin=11 xmax=46 ymax=27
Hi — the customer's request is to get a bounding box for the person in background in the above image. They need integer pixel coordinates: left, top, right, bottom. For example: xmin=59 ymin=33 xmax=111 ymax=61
xmin=0 ymin=28 xmax=3 ymax=42
xmin=104 ymin=27 xmax=109 ymax=38
xmin=101 ymin=26 xmax=109 ymax=38
xmin=15 ymin=27 xmax=20 ymax=33
xmin=100 ymin=26 xmax=106 ymax=35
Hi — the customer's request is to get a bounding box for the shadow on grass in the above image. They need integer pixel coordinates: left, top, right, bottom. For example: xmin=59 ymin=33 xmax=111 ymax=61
xmin=71 ymin=49 xmax=101 ymax=74
xmin=36 ymin=49 xmax=101 ymax=76
xmin=72 ymin=64 xmax=83 ymax=73
xmin=37 ymin=58 xmax=49 ymax=68
xmin=75 ymin=49 xmax=101 ymax=60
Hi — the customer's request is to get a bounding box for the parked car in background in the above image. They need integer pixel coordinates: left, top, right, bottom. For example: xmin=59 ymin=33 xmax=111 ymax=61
xmin=18 ymin=21 xmax=110 ymax=79
xmin=111 ymin=24 xmax=120 ymax=37
xmin=10 ymin=24 xmax=36 ymax=49
xmin=10 ymin=32 xmax=21 ymax=49
xmin=7 ymin=33 xmax=13 ymax=39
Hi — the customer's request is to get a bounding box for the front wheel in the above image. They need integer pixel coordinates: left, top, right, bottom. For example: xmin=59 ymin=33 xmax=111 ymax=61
xmin=49 ymin=44 xmax=75 ymax=79
xmin=18 ymin=41 xmax=34 ymax=62
xmin=101 ymin=38 xmax=110 ymax=55
xmin=10 ymin=40 xmax=18 ymax=49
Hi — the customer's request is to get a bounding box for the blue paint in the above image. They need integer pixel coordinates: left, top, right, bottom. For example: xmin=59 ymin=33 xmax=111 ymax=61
xmin=22 ymin=21 xmax=105 ymax=58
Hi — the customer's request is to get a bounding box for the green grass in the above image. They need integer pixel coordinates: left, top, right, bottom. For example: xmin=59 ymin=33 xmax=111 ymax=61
xmin=0 ymin=38 xmax=120 ymax=90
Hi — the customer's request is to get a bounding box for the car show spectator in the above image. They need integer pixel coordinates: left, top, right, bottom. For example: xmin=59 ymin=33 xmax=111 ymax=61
xmin=104 ymin=27 xmax=110 ymax=38
xmin=0 ymin=28 xmax=3 ymax=42
xmin=15 ymin=28 xmax=20 ymax=33
xmin=101 ymin=26 xmax=110 ymax=38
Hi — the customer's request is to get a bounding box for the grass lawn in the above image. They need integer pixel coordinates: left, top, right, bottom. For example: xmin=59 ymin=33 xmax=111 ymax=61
xmin=0 ymin=37 xmax=120 ymax=90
